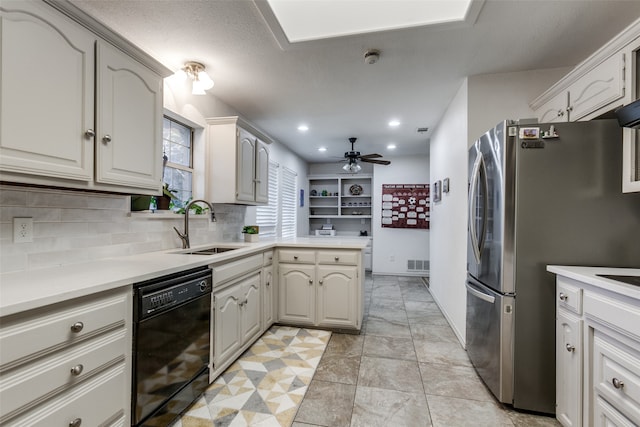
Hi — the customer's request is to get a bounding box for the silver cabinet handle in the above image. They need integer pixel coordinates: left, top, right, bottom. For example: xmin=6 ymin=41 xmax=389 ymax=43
xmin=557 ymin=110 xmax=564 ymax=117
xmin=319 ymin=279 xmax=323 ymax=285
xmin=559 ymin=293 xmax=568 ymax=302
xmin=69 ymin=418 xmax=82 ymax=427
xmin=567 ymin=105 xmax=573 ymax=112
xmin=294 ymin=256 xmax=298 ymax=260
xmin=266 ymin=281 xmax=270 ymax=287
xmin=565 ymin=344 xmax=575 ymax=352
xmin=84 ymin=129 xmax=95 ymax=138
xmin=308 ymin=279 xmax=313 ymax=285
xmin=70 ymin=322 xmax=84 ymax=333
xmin=334 ymin=256 xmax=339 ymax=261
xmin=102 ymin=134 xmax=112 ymax=143
xmin=612 ymin=378 xmax=624 ymax=389
xmin=70 ymin=364 xmax=84 ymax=376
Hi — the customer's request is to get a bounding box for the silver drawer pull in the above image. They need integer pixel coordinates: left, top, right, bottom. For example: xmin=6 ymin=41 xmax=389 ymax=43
xmin=84 ymin=129 xmax=95 ymax=138
xmin=266 ymin=281 xmax=270 ymax=287
xmin=565 ymin=344 xmax=575 ymax=352
xmin=70 ymin=322 xmax=84 ymax=333
xmin=70 ymin=364 xmax=84 ymax=376
xmin=319 ymin=279 xmax=323 ymax=285
xmin=334 ymin=256 xmax=339 ymax=261
xmin=102 ymin=134 xmax=112 ymax=144
xmin=308 ymin=279 xmax=313 ymax=285
xmin=294 ymin=256 xmax=298 ymax=260
xmin=612 ymin=378 xmax=624 ymax=389
xmin=559 ymin=293 xmax=568 ymax=302
xmin=69 ymin=418 xmax=82 ymax=427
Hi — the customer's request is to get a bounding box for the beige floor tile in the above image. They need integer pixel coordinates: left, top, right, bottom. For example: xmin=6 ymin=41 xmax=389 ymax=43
xmin=358 ymin=356 xmax=424 ymax=393
xmin=419 ymin=362 xmax=494 ymax=401
xmin=364 ymin=317 xmax=412 ymax=338
xmin=323 ymin=333 xmax=364 ymax=357
xmin=362 ymin=335 xmax=417 ymax=361
xmin=293 ymin=380 xmax=356 ymax=427
xmin=427 ymin=395 xmax=514 ymax=427
xmin=409 ymin=323 xmax=459 ymax=343
xmin=350 ymin=385 xmax=431 ymax=427
xmin=313 ymin=353 xmax=361 ymax=384
xmin=413 ymin=339 xmax=472 ymax=366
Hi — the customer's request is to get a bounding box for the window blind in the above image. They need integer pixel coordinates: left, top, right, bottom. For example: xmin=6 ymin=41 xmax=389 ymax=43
xmin=256 ymin=161 xmax=279 ymax=237
xmin=280 ymin=166 xmax=297 ymax=239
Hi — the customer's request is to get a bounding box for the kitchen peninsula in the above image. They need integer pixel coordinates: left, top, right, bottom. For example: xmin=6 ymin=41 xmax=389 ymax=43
xmin=0 ymin=238 xmax=367 ymax=426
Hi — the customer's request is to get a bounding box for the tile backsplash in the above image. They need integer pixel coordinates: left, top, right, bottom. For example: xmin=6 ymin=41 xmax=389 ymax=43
xmin=0 ymin=185 xmax=247 ymax=273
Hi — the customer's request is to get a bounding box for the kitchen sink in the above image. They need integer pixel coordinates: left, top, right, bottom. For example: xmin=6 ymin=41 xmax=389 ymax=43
xmin=179 ymin=246 xmax=242 ymax=255
xmin=597 ymin=274 xmax=640 ymax=287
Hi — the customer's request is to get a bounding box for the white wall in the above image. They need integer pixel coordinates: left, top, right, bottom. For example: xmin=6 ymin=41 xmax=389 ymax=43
xmin=429 ymin=80 xmax=469 ymax=343
xmin=428 ymin=68 xmax=571 ymax=345
xmin=165 ymin=77 xmax=310 ymax=237
xmin=371 ymin=156 xmax=430 ymax=276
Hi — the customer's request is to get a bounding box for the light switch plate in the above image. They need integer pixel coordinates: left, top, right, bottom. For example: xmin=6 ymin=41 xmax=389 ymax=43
xmin=13 ymin=217 xmax=33 ymax=243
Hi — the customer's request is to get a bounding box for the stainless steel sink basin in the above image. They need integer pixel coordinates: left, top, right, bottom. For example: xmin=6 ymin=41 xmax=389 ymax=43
xmin=180 ymin=246 xmax=241 ymax=255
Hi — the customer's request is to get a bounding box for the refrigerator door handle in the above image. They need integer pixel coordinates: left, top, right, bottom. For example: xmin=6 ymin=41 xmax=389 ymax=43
xmin=468 ymin=154 xmax=488 ymax=264
xmin=466 ymin=281 xmax=496 ymax=304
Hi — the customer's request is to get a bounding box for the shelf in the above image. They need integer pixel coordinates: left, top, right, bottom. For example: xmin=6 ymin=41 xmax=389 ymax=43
xmin=342 ymin=194 xmax=371 ymax=198
xmin=310 ymin=195 xmax=338 ymax=198
xmin=310 ymin=215 xmax=372 ymax=219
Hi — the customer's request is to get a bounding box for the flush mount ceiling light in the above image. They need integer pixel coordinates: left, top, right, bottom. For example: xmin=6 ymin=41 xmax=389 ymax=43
xmin=318 ymin=147 xmax=327 ymax=152
xmin=298 ymin=124 xmax=309 ymax=132
xmin=388 ymin=120 xmax=401 ymax=127
xmin=387 ymin=143 xmax=397 ymax=150
xmin=175 ymin=62 xmax=214 ymax=95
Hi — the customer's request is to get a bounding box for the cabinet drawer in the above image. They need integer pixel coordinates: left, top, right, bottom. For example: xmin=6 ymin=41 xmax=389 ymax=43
xmin=0 ymin=289 xmax=127 ymax=369
xmin=584 ymin=291 xmax=640 ymax=339
xmin=557 ymin=277 xmax=583 ymax=315
xmin=317 ymin=250 xmax=359 ymax=266
xmin=211 ymin=254 xmax=263 ymax=287
xmin=0 ymin=328 xmax=126 ymax=419
xmin=594 ymin=395 xmax=637 ymax=427
xmin=263 ymin=250 xmax=274 ymax=266
xmin=3 ymin=363 xmax=126 ymax=427
xmin=593 ymin=332 xmax=640 ymax=424
xmin=278 ymin=249 xmax=315 ymax=264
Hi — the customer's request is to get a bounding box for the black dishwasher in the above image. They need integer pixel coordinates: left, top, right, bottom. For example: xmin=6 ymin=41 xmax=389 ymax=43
xmin=132 ymin=266 xmax=212 ymax=427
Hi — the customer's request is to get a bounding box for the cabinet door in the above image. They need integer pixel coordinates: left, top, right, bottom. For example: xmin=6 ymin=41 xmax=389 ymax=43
xmin=236 ymin=128 xmax=257 ymax=202
xmin=278 ymin=264 xmax=315 ymax=326
xmin=569 ymin=53 xmax=625 ymax=121
xmin=317 ymin=265 xmax=358 ymax=328
xmin=0 ymin=2 xmax=94 ymax=181
xmin=535 ymin=91 xmax=569 ymax=123
xmin=556 ymin=310 xmax=583 ymax=427
xmin=255 ymin=139 xmax=270 ymax=204
xmin=95 ymin=41 xmax=163 ymax=191
xmin=262 ymin=266 xmax=275 ymax=330
xmin=240 ymin=274 xmax=262 ymax=345
xmin=213 ymin=286 xmax=241 ymax=367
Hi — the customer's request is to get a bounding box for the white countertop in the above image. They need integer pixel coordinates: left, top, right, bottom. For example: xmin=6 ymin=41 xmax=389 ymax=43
xmin=547 ymin=265 xmax=640 ymax=299
xmin=0 ymin=237 xmax=368 ymax=317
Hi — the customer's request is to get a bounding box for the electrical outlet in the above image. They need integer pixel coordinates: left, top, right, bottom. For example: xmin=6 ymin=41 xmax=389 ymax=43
xmin=13 ymin=217 xmax=33 ymax=243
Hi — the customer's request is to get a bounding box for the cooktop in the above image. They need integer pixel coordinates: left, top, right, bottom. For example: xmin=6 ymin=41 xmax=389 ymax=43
xmin=597 ymin=274 xmax=640 ymax=287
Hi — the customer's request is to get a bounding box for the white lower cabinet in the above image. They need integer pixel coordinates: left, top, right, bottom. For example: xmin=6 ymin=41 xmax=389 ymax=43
xmin=556 ymin=309 xmax=583 ymax=427
xmin=213 ymin=272 xmax=262 ymax=375
xmin=551 ymin=272 xmax=640 ymax=427
xmin=262 ymin=264 xmax=276 ymax=331
xmin=278 ymin=249 xmax=362 ymax=330
xmin=0 ymin=287 xmax=131 ymax=426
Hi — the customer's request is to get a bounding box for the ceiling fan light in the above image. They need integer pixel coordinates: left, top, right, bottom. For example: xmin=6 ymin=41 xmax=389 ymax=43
xmin=343 ymin=161 xmax=361 ymax=173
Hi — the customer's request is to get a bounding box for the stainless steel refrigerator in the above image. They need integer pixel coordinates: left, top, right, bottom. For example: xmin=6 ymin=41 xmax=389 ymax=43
xmin=466 ymin=119 xmax=640 ymax=414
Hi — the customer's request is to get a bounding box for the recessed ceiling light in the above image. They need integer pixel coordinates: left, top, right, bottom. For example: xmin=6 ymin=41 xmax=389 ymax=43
xmin=388 ymin=120 xmax=400 ymax=127
xmin=387 ymin=144 xmax=397 ymax=150
xmin=298 ymin=124 xmax=309 ymax=132
xmin=318 ymin=147 xmax=327 ymax=152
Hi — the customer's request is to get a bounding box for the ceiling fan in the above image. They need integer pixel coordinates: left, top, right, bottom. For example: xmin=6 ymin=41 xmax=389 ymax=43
xmin=343 ymin=137 xmax=391 ymax=172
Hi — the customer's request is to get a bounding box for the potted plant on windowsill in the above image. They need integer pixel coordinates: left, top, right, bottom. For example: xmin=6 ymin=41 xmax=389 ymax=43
xmin=242 ymin=225 xmax=259 ymax=242
xmin=156 ymin=184 xmax=176 ymax=210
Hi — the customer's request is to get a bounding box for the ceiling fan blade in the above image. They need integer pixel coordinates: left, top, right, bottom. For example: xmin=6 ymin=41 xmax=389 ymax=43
xmin=359 ymin=153 xmax=382 ymax=159
xmin=360 ymin=158 xmax=391 ymax=165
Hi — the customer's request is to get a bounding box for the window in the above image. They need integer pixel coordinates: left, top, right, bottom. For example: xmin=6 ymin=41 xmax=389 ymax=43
xmin=280 ymin=167 xmax=297 ymax=239
xmin=162 ymin=116 xmax=194 ymax=209
xmin=256 ymin=161 xmax=279 ymax=237
xmin=256 ymin=163 xmax=297 ymax=238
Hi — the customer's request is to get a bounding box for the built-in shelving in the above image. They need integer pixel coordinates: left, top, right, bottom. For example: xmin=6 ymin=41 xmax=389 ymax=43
xmin=308 ymin=174 xmax=372 ymax=236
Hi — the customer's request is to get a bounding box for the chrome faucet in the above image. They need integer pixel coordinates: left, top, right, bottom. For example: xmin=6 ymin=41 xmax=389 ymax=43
xmin=173 ymin=199 xmax=216 ymax=249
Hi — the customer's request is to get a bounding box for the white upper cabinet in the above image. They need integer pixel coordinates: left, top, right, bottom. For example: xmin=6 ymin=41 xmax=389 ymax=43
xmin=95 ymin=41 xmax=163 ymax=189
xmin=205 ymin=116 xmax=270 ymax=205
xmin=530 ymin=18 xmax=640 ymax=193
xmin=0 ymin=1 xmax=95 ymax=182
xmin=0 ymin=0 xmax=169 ymax=195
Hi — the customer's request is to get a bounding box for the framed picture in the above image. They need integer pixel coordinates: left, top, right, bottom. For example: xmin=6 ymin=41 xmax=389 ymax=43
xmin=443 ymin=178 xmax=450 ymax=193
xmin=433 ymin=180 xmax=442 ymax=202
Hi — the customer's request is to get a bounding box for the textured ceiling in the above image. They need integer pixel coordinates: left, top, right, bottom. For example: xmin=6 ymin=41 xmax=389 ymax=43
xmin=69 ymin=0 xmax=640 ymax=163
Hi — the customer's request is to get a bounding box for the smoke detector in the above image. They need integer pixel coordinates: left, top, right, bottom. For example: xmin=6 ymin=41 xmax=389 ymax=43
xmin=364 ymin=49 xmax=380 ymax=65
